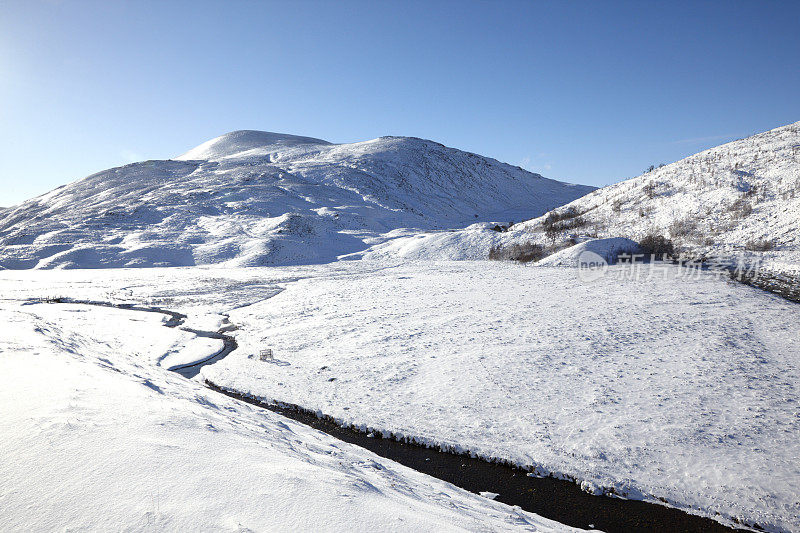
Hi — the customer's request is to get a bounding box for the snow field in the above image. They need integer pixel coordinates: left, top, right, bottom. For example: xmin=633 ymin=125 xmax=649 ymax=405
xmin=200 ymin=261 xmax=800 ymax=532
xmin=0 ymin=285 xmax=581 ymax=532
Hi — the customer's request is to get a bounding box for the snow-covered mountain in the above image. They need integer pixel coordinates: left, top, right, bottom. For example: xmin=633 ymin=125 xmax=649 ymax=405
xmin=515 ymin=121 xmax=800 ymax=252
xmin=0 ymin=130 xmax=593 ymax=269
xmin=368 ymin=121 xmax=800 ymax=262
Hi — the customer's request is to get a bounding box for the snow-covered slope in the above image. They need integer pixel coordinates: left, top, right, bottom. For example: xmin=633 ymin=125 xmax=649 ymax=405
xmin=534 ymin=237 xmax=642 ymax=267
xmin=0 ymin=283 xmax=577 ymax=532
xmin=368 ymin=122 xmax=800 ymax=263
xmin=199 ymin=261 xmax=800 ymax=532
xmin=515 ymin=121 xmax=800 ymax=252
xmin=359 ymin=224 xmax=512 ymax=261
xmin=0 ymin=130 xmax=593 ymax=269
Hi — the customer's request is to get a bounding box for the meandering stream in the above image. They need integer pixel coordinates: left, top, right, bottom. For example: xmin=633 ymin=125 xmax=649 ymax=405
xmin=48 ymin=297 xmax=746 ymax=533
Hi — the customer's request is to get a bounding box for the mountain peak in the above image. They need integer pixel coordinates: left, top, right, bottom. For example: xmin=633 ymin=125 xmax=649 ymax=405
xmin=176 ymin=130 xmax=332 ymax=161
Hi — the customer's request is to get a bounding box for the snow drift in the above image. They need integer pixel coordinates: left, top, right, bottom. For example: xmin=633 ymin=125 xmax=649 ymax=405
xmin=536 ymin=237 xmax=643 ymax=267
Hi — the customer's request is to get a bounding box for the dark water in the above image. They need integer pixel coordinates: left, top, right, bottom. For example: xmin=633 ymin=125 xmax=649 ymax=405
xmin=45 ymin=298 xmax=236 ymax=379
xmin=171 ymin=328 xmax=237 ymax=378
xmin=205 ymin=380 xmax=749 ymax=533
xmin=46 ymin=298 xmax=754 ymax=531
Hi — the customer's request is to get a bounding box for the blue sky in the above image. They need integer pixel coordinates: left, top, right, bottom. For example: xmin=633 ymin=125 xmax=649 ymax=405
xmin=1 ymin=0 xmax=798 ymax=206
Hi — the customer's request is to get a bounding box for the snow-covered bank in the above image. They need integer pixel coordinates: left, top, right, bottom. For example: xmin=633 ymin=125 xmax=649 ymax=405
xmin=0 ymin=289 xmax=580 ymax=532
xmin=197 ymin=261 xmax=800 ymax=532
xmin=204 ymin=378 xmax=742 ymax=532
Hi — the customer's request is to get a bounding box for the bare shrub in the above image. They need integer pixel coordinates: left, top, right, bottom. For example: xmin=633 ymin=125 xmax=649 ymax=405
xmin=544 ymin=223 xmax=560 ymax=245
xmin=490 ymin=221 xmax=516 ymax=232
xmin=643 ymin=182 xmax=658 ymax=198
xmin=638 ymin=234 xmax=675 ymax=258
xmin=565 ymin=216 xmax=585 ymax=228
xmin=669 ymin=217 xmax=696 ymax=237
xmin=744 ymin=239 xmax=774 ymax=251
xmin=728 ymin=197 xmax=753 ymax=218
xmin=488 ymin=242 xmax=545 ymax=263
xmin=543 ymin=206 xmax=581 ymax=226
xmin=541 ymin=207 xmax=586 ymax=244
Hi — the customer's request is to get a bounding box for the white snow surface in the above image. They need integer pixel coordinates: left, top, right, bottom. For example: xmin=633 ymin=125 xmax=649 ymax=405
xmin=358 ymin=223 xmax=513 ymax=261
xmin=2 ymin=262 xmax=798 ymax=530
xmin=0 ymin=130 xmax=592 ymax=269
xmin=367 ymin=121 xmax=800 ymax=267
xmin=535 ymin=238 xmax=643 ymax=267
xmin=187 ymin=261 xmax=800 ymax=532
xmin=0 ymin=267 xmax=581 ymax=533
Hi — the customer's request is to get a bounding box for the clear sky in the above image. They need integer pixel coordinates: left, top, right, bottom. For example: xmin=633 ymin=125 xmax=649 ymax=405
xmin=1 ymin=0 xmax=798 ymax=206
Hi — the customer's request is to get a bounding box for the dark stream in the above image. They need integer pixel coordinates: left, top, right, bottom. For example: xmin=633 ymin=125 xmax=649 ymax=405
xmin=45 ymin=298 xmax=236 ymax=378
xmin=46 ymin=297 xmax=755 ymax=532
xmin=205 ymin=380 xmax=748 ymax=533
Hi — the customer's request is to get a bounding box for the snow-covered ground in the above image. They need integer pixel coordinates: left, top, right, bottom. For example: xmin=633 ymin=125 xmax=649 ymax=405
xmin=357 ymin=223 xmax=515 ymax=261
xmin=189 ymin=261 xmax=799 ymax=532
xmin=0 ymin=270 xmax=581 ymax=532
xmin=0 ymin=130 xmax=593 ymax=270
xmin=2 ymin=262 xmax=796 ymax=530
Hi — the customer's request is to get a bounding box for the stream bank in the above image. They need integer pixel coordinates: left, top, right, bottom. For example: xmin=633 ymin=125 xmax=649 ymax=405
xmin=206 ymin=379 xmax=747 ymax=533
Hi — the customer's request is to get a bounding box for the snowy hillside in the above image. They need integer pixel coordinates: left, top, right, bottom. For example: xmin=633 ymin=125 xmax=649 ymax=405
xmin=366 ymin=122 xmax=800 ymax=262
xmin=514 ymin=121 xmax=800 ymax=252
xmin=0 ymin=130 xmax=593 ymax=269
